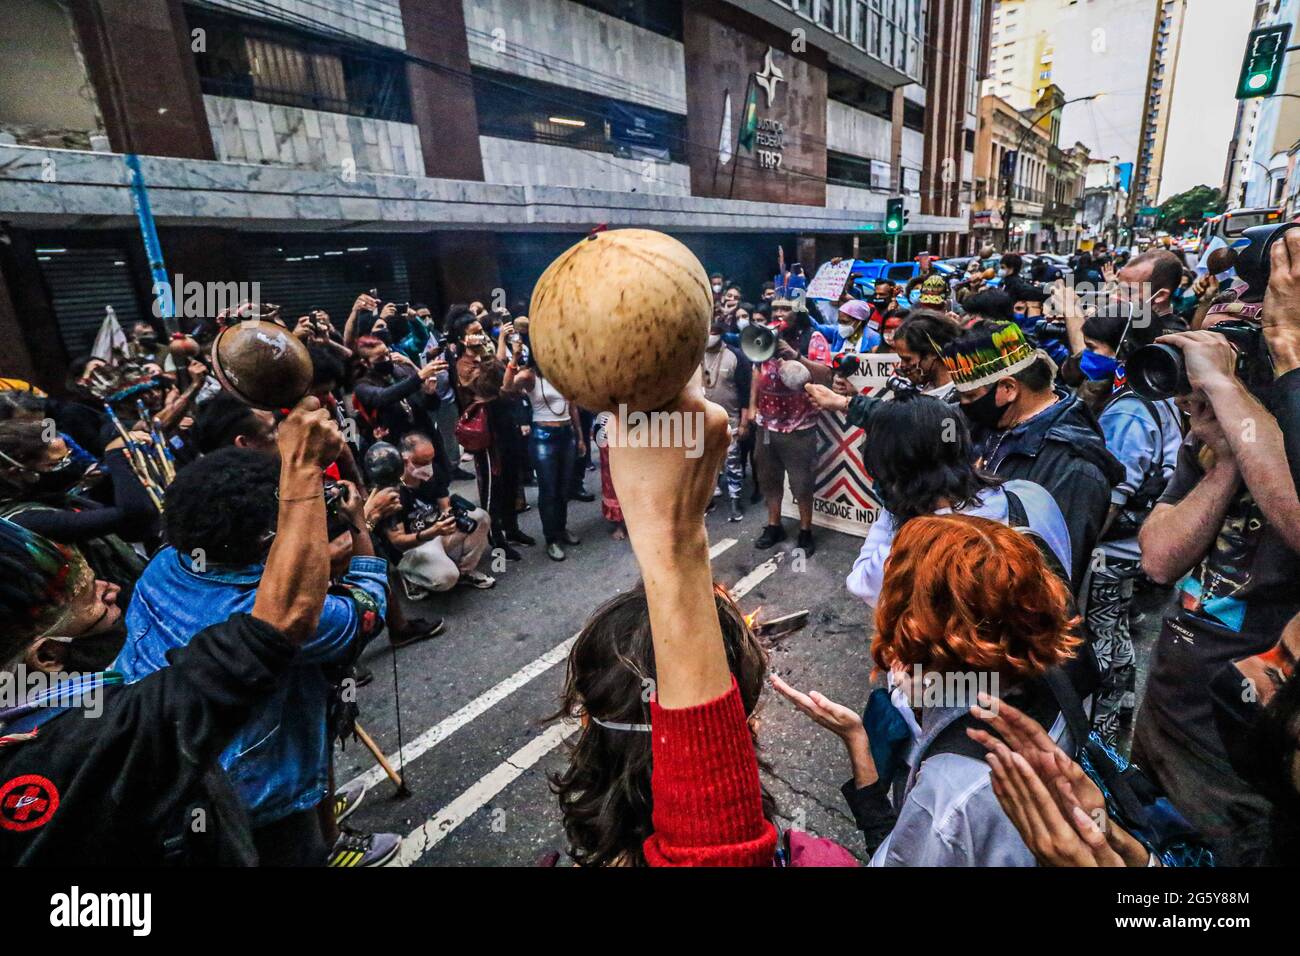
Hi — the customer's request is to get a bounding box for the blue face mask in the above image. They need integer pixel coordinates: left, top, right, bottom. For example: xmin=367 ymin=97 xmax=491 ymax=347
xmin=1079 ymin=349 xmax=1118 ymax=381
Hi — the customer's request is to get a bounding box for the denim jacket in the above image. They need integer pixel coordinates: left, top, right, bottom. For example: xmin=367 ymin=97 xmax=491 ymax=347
xmin=113 ymin=548 xmax=389 ymax=828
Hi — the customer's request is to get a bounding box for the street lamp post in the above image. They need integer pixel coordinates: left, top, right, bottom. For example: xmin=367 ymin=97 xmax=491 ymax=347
xmin=1001 ymin=94 xmax=1102 ymax=251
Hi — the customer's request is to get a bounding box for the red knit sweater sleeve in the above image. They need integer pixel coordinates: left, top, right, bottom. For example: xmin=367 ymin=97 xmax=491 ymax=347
xmin=642 ymin=678 xmax=777 ymax=867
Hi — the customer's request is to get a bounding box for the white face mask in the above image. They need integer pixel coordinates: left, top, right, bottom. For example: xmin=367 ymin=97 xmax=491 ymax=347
xmin=409 ymin=464 xmax=433 ymax=482
xmin=706 ymin=334 xmax=722 ymax=348
xmin=736 ymin=317 xmax=750 ymax=330
xmin=712 ymin=283 xmax=722 ymax=294
xmin=837 ymin=321 xmax=858 ymax=339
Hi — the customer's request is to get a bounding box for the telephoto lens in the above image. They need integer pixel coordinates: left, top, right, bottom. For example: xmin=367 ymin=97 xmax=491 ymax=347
xmin=1126 ymin=343 xmax=1189 ymax=401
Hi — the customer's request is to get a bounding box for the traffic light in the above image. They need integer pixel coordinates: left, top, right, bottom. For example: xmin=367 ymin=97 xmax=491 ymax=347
xmin=1236 ymin=24 xmax=1292 ymax=100
xmin=885 ymin=197 xmax=907 ymax=235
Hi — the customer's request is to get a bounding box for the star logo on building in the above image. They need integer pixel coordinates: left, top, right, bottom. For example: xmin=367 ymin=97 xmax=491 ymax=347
xmin=755 ymin=48 xmax=784 ymax=108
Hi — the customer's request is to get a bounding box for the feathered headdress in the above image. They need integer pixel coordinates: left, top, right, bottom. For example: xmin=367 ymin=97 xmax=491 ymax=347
xmin=942 ymin=321 xmax=1038 ymax=393
xmin=918 ymin=275 xmax=949 ymax=307
xmin=0 ymin=518 xmax=93 ymax=658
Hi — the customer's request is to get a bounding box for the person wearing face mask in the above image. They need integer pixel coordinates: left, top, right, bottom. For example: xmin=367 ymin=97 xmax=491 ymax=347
xmin=746 ymin=297 xmax=834 ymax=555
xmin=723 ymin=301 xmax=756 ymax=347
xmin=701 ymin=321 xmax=750 ymax=522
xmin=0 ymin=417 xmax=154 ymax=602
xmin=943 ymin=321 xmax=1124 ymax=589
xmin=890 ymin=313 xmax=960 ymax=400
xmin=870 ymin=279 xmax=900 ymax=319
xmin=998 ymin=254 xmax=1050 ymax=312
xmin=832 ymin=299 xmax=881 ymax=355
xmin=352 ymin=335 xmax=451 ymax=488
xmin=381 ymin=431 xmax=494 ymax=595
xmin=1065 ymin=310 xmax=1182 ymax=745
xmin=1115 ymin=249 xmax=1188 ymax=335
xmin=0 ymin=400 xmax=378 ymax=866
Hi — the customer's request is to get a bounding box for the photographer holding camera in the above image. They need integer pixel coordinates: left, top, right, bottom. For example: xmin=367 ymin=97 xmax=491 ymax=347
xmin=1134 ymin=227 xmax=1300 ymax=865
xmin=381 ymin=431 xmax=494 ymax=598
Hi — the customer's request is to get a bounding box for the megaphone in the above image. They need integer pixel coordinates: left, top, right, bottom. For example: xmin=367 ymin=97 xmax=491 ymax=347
xmin=740 ymin=322 xmax=783 ymax=363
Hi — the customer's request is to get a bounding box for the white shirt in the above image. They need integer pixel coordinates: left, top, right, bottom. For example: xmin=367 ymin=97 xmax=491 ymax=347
xmin=846 ymin=480 xmax=1072 ymax=608
xmin=527 ymin=373 xmax=570 ymax=422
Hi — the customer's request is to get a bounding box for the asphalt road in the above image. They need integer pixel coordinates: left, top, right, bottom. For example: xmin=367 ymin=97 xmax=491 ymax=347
xmin=335 ymin=466 xmax=1169 ymax=866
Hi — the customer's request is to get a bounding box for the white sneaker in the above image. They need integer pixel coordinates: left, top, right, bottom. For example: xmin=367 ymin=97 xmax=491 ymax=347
xmin=458 ymin=570 xmax=496 ymax=589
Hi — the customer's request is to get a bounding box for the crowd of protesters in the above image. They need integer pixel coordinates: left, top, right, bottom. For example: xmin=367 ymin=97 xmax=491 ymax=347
xmin=1 ymin=231 xmax=1298 ymax=870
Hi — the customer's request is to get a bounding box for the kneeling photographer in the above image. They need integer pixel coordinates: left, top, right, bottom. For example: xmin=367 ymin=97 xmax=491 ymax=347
xmin=1133 ymin=223 xmax=1300 ymax=866
xmin=381 ymin=431 xmax=494 ymax=597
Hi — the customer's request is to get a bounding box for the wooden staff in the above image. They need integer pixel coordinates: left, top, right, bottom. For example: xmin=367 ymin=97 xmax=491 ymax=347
xmin=353 ymin=721 xmax=410 ymax=797
xmin=105 ymin=404 xmax=165 ymax=513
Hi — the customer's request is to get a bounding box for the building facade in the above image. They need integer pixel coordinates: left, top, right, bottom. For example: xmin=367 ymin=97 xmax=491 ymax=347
xmin=1131 ymin=0 xmax=1187 ymax=215
xmin=0 ymin=0 xmax=992 ymax=387
xmin=982 ymin=0 xmax=1177 ymax=227
xmin=971 ymin=93 xmax=1052 ymax=251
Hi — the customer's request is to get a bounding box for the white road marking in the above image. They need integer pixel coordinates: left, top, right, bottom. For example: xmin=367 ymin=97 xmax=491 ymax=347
xmin=346 ymin=537 xmax=739 ymax=794
xmin=392 ymin=542 xmax=784 ymax=865
xmin=392 ymin=720 xmax=579 ymax=867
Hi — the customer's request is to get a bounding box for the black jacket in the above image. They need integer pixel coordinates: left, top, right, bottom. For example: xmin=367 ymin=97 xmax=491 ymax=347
xmin=977 ymin=392 xmax=1125 ymax=587
xmin=0 ymin=613 xmax=296 ymax=866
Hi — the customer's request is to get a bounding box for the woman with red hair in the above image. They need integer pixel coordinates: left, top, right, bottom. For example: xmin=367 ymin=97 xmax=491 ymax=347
xmin=772 ymin=512 xmax=1093 ymax=866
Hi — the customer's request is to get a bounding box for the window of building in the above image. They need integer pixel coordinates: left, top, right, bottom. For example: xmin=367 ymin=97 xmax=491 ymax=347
xmin=828 ymin=66 xmax=894 ymax=120
xmin=188 ymin=7 xmax=411 ymax=122
xmin=566 ymin=0 xmax=683 ymax=39
xmin=827 ymin=150 xmax=891 ymax=190
xmin=903 ymin=99 xmax=925 ymax=132
xmin=473 ymin=68 xmax=686 ymax=162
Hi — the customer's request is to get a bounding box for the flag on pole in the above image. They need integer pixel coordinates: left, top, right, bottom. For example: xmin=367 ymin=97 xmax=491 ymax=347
xmin=738 ymin=79 xmax=759 ymax=153
xmin=718 ymin=91 xmax=734 ymax=166
xmin=91 ymin=305 xmax=129 ymax=363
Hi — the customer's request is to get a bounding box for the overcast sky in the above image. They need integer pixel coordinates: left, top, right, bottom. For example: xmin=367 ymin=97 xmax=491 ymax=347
xmin=1159 ymin=0 xmax=1256 ymax=201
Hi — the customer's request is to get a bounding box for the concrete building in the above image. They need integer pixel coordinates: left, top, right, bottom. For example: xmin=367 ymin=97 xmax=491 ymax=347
xmin=972 ymin=93 xmax=1052 ymax=251
xmin=0 ymin=0 xmax=994 ymax=388
xmin=981 ymin=0 xmax=1181 ymax=219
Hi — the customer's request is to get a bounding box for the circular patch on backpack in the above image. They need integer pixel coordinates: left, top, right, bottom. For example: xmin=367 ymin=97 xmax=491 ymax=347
xmin=0 ymin=774 xmax=60 ymax=832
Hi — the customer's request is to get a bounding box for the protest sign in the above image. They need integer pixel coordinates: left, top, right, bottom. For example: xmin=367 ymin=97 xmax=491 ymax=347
xmin=780 ymin=353 xmax=901 ymax=537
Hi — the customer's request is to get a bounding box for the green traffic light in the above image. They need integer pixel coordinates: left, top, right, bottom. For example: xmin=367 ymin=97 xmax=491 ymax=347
xmin=1248 ymin=72 xmax=1269 ymax=90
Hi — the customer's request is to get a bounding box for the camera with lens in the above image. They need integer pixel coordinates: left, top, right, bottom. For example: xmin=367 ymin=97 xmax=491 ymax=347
xmin=440 ymin=494 xmax=479 ymax=535
xmin=1126 ymin=319 xmax=1274 ymax=400
xmin=322 ymin=479 xmax=354 ymax=540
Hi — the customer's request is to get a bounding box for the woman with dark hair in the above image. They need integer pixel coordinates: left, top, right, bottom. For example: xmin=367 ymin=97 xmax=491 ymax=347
xmin=464 ymin=357 xmax=534 ymax=559
xmin=547 ymin=380 xmax=855 ymax=867
xmin=845 ymin=393 xmax=1070 ymax=607
xmin=503 ymin=343 xmax=583 ymax=561
xmin=549 ymin=583 xmax=774 ymax=866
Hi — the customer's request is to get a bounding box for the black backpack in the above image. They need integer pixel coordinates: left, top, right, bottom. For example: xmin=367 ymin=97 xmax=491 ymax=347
xmin=1004 ymin=487 xmax=1071 ymax=588
xmin=927 ymin=660 xmax=1214 ymax=868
